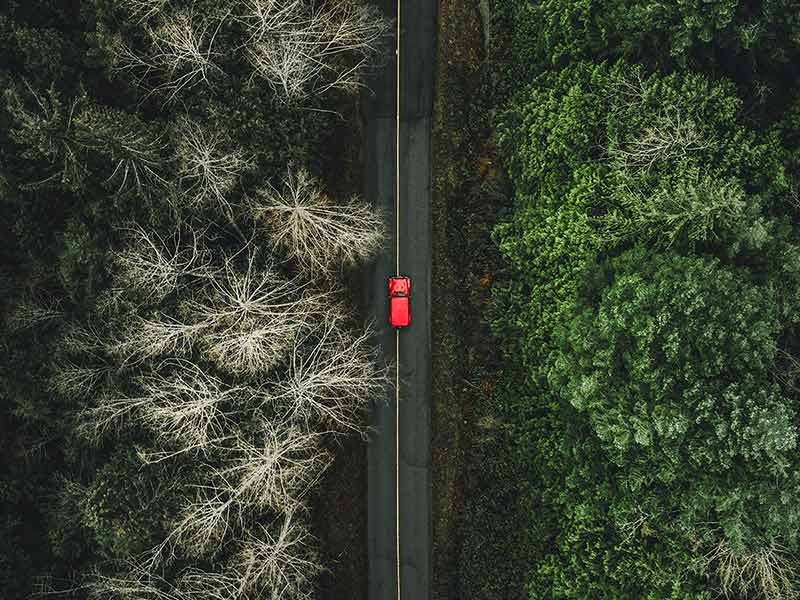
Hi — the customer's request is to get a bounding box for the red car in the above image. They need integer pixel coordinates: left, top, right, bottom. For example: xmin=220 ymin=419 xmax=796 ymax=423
xmin=388 ymin=276 xmax=411 ymax=328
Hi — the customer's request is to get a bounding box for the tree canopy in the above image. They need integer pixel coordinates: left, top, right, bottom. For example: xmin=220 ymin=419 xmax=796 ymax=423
xmin=481 ymin=3 xmax=800 ymax=598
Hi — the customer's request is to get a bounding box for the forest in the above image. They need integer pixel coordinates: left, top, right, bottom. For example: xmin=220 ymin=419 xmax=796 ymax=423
xmin=8 ymin=0 xmax=800 ymax=599
xmin=468 ymin=0 xmax=800 ymax=598
xmin=0 ymin=0 xmax=388 ymax=598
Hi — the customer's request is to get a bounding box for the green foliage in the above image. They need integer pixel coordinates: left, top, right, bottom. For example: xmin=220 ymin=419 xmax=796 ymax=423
xmin=498 ymin=61 xmax=786 ymax=200
xmin=508 ymin=246 xmax=800 ymax=597
xmin=596 ymin=172 xmax=755 ymax=249
xmin=486 ymin=7 xmax=800 ymax=598
xmin=552 ymin=249 xmax=800 ymax=536
xmin=502 ymin=0 xmax=800 ymax=106
xmin=4 ymin=83 xmax=87 ymax=191
xmin=492 ymin=60 xmax=786 ymax=374
xmin=0 ymin=435 xmax=36 ymax=597
xmin=82 ymin=449 xmax=177 ymax=558
xmin=72 ymin=105 xmax=171 ymax=198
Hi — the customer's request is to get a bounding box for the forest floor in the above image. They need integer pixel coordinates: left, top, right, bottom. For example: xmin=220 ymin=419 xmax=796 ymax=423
xmin=430 ymin=0 xmax=508 ymax=597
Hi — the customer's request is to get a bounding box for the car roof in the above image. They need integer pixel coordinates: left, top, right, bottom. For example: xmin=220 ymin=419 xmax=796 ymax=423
xmin=388 ymin=277 xmax=410 ymax=294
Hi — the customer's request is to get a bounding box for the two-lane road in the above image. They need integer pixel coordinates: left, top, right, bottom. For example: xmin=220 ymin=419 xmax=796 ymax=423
xmin=360 ymin=1 xmax=437 ymax=598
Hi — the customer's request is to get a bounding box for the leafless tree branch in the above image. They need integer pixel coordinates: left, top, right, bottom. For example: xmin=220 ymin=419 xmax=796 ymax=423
xmin=7 ymin=296 xmax=64 ymax=331
xmin=229 ymin=512 xmax=322 ymax=600
xmin=254 ymin=167 xmax=385 ymax=274
xmin=269 ymin=318 xmax=386 ymax=435
xmin=240 ymin=0 xmax=391 ymax=102
xmin=218 ymin=418 xmax=331 ymax=512
xmin=113 ymin=224 xmax=214 ymax=302
xmin=175 ymin=118 xmax=251 ymax=212
xmin=706 ymin=540 xmax=799 ymax=600
xmin=108 ymin=9 xmax=226 ymax=102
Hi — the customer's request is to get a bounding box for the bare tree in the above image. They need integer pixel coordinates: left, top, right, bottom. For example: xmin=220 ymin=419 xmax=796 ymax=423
xmin=110 ymin=244 xmax=328 ymax=374
xmin=83 ymin=560 xmax=187 ymax=600
xmin=706 ymin=540 xmax=799 ymax=600
xmin=84 ymin=568 xmax=176 ymax=600
xmin=186 ymin=253 xmax=325 ymax=376
xmin=113 ymin=313 xmax=204 ymax=362
xmin=52 ymin=101 xmax=387 ymax=594
xmin=175 ymin=118 xmax=251 ymax=212
xmin=77 ymin=391 xmax=155 ymax=443
xmin=82 ymin=559 xmax=242 ymax=600
xmin=113 ymin=225 xmax=213 ymax=302
xmin=139 ymin=360 xmax=255 ymax=451
xmin=59 ymin=322 xmax=112 ymax=357
xmin=241 ymin=0 xmax=391 ymax=102
xmin=205 ymin=325 xmax=299 ymax=378
xmin=230 ymin=512 xmax=323 ymax=600
xmin=606 ymin=68 xmax=715 ymax=170
xmin=610 ymin=107 xmax=712 ymax=170
xmin=111 ymin=0 xmax=388 ymax=104
xmin=269 ymin=319 xmax=386 ymax=435
xmin=151 ymin=420 xmax=329 ymax=560
xmin=109 ymin=9 xmax=225 ymax=102
xmin=81 ymin=557 xmax=244 ymax=600
xmin=218 ymin=419 xmax=331 ymax=512
xmin=119 ymin=0 xmax=169 ymax=24
xmin=6 ymin=296 xmax=64 ymax=331
xmin=75 ymin=357 xmax=252 ymax=451
xmin=254 ymin=167 xmax=385 ymax=274
xmin=604 ymin=71 xmax=713 ymax=171
xmin=50 ymin=362 xmax=114 ymax=400
xmin=176 ymin=569 xmax=240 ymax=600
xmin=166 ymin=484 xmax=240 ymax=560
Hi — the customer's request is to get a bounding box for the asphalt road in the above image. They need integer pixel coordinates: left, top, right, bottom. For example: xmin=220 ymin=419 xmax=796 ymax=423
xmin=360 ymin=1 xmax=437 ymax=598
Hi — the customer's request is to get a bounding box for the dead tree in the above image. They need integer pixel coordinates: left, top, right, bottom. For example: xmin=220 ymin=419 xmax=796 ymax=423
xmin=217 ymin=419 xmax=332 ymax=512
xmin=119 ymin=0 xmax=169 ymax=24
xmin=165 ymin=484 xmax=239 ymax=560
xmin=269 ymin=319 xmax=386 ymax=435
xmin=605 ymin=70 xmax=713 ymax=171
xmin=113 ymin=313 xmax=204 ymax=362
xmin=6 ymin=296 xmax=64 ymax=331
xmin=175 ymin=569 xmax=241 ymax=600
xmin=138 ymin=360 xmax=255 ymax=453
xmin=50 ymin=362 xmax=114 ymax=400
xmin=186 ymin=253 xmax=325 ymax=376
xmin=84 ymin=560 xmax=239 ymax=600
xmin=109 ymin=9 xmax=225 ymax=102
xmin=610 ymin=108 xmax=711 ymax=170
xmin=113 ymin=224 xmax=213 ymax=302
xmin=240 ymin=0 xmax=391 ymax=102
xmin=706 ymin=540 xmax=798 ymax=600
xmin=175 ymin=118 xmax=251 ymax=212
xmin=151 ymin=418 xmax=330 ymax=560
xmin=111 ymin=245 xmax=326 ymax=374
xmin=84 ymin=565 xmax=176 ymax=600
xmin=230 ymin=512 xmax=322 ymax=600
xmin=77 ymin=391 xmax=154 ymax=443
xmin=254 ymin=167 xmax=385 ymax=274
xmin=76 ymin=358 xmax=254 ymax=452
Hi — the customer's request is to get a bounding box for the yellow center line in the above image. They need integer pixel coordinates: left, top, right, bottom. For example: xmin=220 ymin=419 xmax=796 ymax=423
xmin=395 ymin=0 xmax=401 ymax=278
xmin=395 ymin=330 xmax=401 ymax=600
xmin=395 ymin=0 xmax=402 ymax=599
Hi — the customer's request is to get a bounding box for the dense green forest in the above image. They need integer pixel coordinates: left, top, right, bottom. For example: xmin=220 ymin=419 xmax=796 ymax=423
xmin=0 ymin=1 xmax=388 ymax=598
xmin=469 ymin=0 xmax=800 ymax=598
